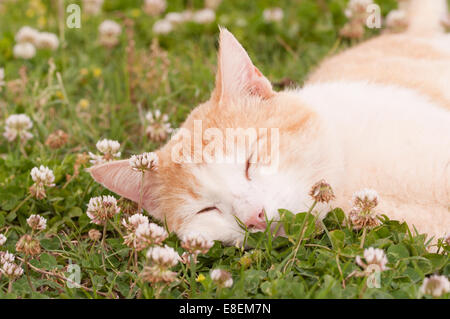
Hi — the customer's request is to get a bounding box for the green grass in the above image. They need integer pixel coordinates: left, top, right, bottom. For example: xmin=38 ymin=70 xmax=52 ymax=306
xmin=0 ymin=0 xmax=448 ymax=299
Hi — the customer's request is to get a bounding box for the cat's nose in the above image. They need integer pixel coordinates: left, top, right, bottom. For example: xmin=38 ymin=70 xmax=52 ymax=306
xmin=245 ymin=209 xmax=267 ymax=230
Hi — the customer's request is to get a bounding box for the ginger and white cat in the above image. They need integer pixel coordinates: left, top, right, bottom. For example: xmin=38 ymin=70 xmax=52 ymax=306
xmin=91 ymin=0 xmax=450 ymax=245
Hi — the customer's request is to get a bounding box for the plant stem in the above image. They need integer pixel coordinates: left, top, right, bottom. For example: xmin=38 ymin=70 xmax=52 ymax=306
xmin=360 ymin=227 xmax=367 ymax=248
xmin=19 ymin=143 xmax=28 ymax=158
xmin=80 ymin=179 xmax=94 ymax=205
xmin=283 ymin=200 xmax=317 ymax=272
xmin=10 ymin=194 xmax=32 ymax=216
xmin=154 ymin=283 xmax=164 ymax=299
xmin=108 ymin=219 xmax=124 ymax=237
xmin=24 ymin=255 xmax=35 ymax=292
xmin=17 ymin=256 xmax=110 ymax=297
xmin=138 ymin=171 xmax=145 ymax=213
xmin=188 ymin=254 xmax=197 ymax=296
xmin=101 ymin=223 xmax=107 ymax=270
xmin=134 ymin=248 xmax=138 ymax=273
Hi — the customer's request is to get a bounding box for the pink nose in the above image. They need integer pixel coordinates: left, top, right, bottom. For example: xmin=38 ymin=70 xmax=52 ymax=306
xmin=245 ymin=210 xmax=267 ymax=230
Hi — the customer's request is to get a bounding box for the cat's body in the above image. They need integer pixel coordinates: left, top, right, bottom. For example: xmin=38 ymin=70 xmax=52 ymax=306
xmin=298 ymin=82 xmax=450 ymax=237
xmin=91 ymin=0 xmax=450 ymax=244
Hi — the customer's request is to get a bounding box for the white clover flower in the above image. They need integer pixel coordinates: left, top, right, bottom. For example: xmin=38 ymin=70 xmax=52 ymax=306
xmin=309 ymin=179 xmax=335 ymax=203
xmin=141 ymin=264 xmax=177 ymax=283
xmin=165 ymin=12 xmax=186 ymax=25
xmin=180 ymin=251 xmax=197 ymax=265
xmin=136 ymin=222 xmax=168 ymax=248
xmin=344 ymin=0 xmax=373 ymax=20
xmin=26 ymin=214 xmax=47 ymax=231
xmin=145 ymin=109 xmax=172 ymax=142
xmin=15 ymin=26 xmax=39 ymax=44
xmin=349 ymin=189 xmax=380 ymax=229
xmin=143 ymin=0 xmax=167 ymax=16
xmin=205 ymin=0 xmax=222 ymax=10
xmin=99 ymin=20 xmax=122 ymax=36
xmin=142 ymin=241 xmax=179 ymax=284
xmin=0 ymin=251 xmax=15 ymax=265
xmin=356 ymin=247 xmax=388 ymax=271
xmin=35 ymin=32 xmax=59 ymax=50
xmin=13 ymin=42 xmax=36 ymax=59
xmin=385 ymin=9 xmax=408 ymax=32
xmin=181 ymin=10 xmax=194 ymax=21
xmin=89 ymin=139 xmax=121 ymax=165
xmin=210 ymin=269 xmax=233 ymax=288
xmin=152 ymin=19 xmax=174 ymax=35
xmin=122 ymin=213 xmax=150 ymax=249
xmin=420 ymin=275 xmax=450 ymax=297
xmin=96 ymin=139 xmax=121 ymax=156
xmin=235 ymin=17 xmax=248 ymax=28
xmin=88 ymin=229 xmax=102 ymax=241
xmin=146 ymin=245 xmax=180 ymax=268
xmin=3 ymin=114 xmax=33 ymax=142
xmin=86 ymin=195 xmax=120 ymax=225
xmin=98 ymin=20 xmax=122 ymax=48
xmin=83 ymin=0 xmax=104 ymax=15
xmin=263 ymin=7 xmax=284 ymax=23
xmin=29 ymin=166 xmax=55 ymax=200
xmin=122 ymin=213 xmax=149 ymax=231
xmin=352 ymin=188 xmax=379 ymax=211
xmin=349 ymin=209 xmax=380 ymax=230
xmin=0 ymin=234 xmax=6 ymax=246
xmin=129 ymin=152 xmax=159 ymax=172
xmin=1 ymin=261 xmax=24 ymax=278
xmin=192 ymin=9 xmax=216 ymax=24
xmin=30 ymin=165 xmax=55 ymax=187
xmin=181 ymin=232 xmax=213 ymax=255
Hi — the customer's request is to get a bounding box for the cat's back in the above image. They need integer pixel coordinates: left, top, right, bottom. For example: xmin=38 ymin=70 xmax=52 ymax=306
xmin=307 ymin=33 xmax=450 ymax=110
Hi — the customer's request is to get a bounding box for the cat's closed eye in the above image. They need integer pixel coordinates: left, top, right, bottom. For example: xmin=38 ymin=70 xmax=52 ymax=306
xmin=245 ymin=157 xmax=252 ymax=181
xmin=196 ymin=206 xmax=220 ymax=214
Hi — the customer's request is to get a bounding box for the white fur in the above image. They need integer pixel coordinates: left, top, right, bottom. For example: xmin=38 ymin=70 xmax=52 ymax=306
xmin=297 ymin=81 xmax=450 ymax=237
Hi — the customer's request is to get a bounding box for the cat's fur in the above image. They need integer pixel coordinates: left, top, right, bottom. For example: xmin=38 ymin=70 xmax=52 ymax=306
xmin=91 ymin=0 xmax=450 ymax=245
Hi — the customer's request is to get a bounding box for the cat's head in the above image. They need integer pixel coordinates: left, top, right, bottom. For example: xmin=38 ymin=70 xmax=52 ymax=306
xmin=90 ymin=28 xmax=327 ymax=245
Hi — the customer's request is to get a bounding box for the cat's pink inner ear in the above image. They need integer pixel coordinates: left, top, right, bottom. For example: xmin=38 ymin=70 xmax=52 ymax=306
xmin=89 ymin=160 xmax=144 ymax=204
xmin=214 ymin=28 xmax=274 ymax=102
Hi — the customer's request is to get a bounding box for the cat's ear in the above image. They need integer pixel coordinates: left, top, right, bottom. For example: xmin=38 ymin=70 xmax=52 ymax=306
xmin=89 ymin=160 xmax=155 ymax=210
xmin=212 ymin=27 xmax=274 ymax=103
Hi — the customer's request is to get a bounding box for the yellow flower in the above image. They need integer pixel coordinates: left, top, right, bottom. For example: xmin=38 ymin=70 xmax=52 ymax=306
xmin=78 ymin=99 xmax=90 ymax=109
xmin=131 ymin=9 xmax=141 ymax=18
xmin=239 ymin=255 xmax=252 ymax=269
xmin=196 ymin=274 xmax=206 ymax=282
xmin=38 ymin=16 xmax=47 ymax=28
xmin=92 ymin=68 xmax=102 ymax=78
xmin=26 ymin=8 xmax=35 ymax=18
xmin=55 ymin=90 xmax=64 ymax=100
xmin=80 ymin=68 xmax=89 ymax=76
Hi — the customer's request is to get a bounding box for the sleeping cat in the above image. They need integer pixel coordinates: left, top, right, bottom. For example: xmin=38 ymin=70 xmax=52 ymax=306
xmin=90 ymin=0 xmax=450 ymax=245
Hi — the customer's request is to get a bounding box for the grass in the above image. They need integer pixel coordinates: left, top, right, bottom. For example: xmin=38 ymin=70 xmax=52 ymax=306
xmin=0 ymin=0 xmax=449 ymax=299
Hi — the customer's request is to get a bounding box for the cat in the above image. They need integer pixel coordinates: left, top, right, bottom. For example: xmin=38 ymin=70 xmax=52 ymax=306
xmin=90 ymin=0 xmax=450 ymax=245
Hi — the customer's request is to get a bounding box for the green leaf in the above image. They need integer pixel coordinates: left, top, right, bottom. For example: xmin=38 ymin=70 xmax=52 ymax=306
xmin=387 ymin=244 xmax=410 ymax=261
xmin=424 ymin=254 xmax=448 ymax=272
xmin=404 ymin=267 xmax=423 ymax=283
xmin=323 ymin=208 xmax=345 ymax=229
xmin=40 ymin=253 xmax=58 ymax=270
xmin=40 ymin=237 xmax=61 ymax=250
xmin=67 ymin=207 xmax=83 ymax=218
xmin=329 ymin=230 xmax=345 ymax=249
xmin=0 ymin=211 xmax=5 ymax=226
